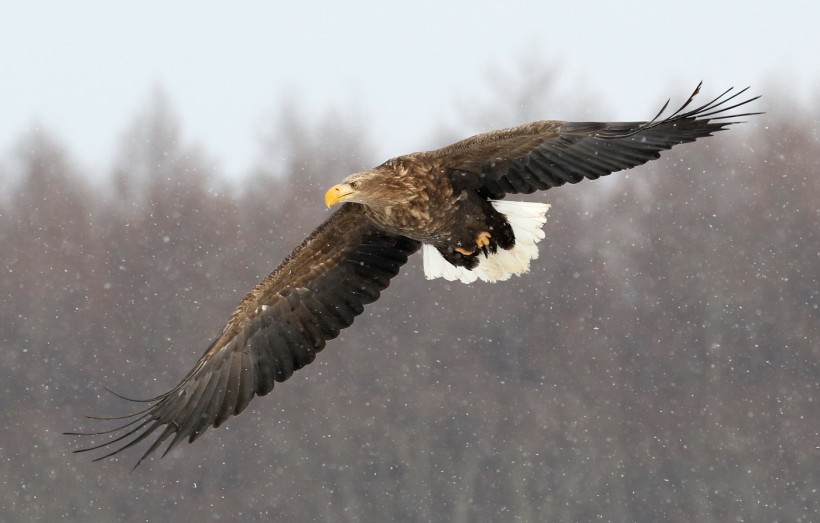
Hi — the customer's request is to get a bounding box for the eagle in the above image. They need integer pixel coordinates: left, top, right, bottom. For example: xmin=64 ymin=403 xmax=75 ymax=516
xmin=69 ymin=83 xmax=759 ymax=467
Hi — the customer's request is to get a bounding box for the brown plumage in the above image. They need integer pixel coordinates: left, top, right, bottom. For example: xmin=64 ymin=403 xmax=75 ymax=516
xmin=68 ymin=83 xmax=759 ymax=467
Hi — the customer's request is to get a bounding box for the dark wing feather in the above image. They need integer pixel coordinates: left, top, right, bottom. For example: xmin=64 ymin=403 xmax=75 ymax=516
xmin=431 ymin=84 xmax=761 ymax=198
xmin=68 ymin=204 xmax=419 ymax=467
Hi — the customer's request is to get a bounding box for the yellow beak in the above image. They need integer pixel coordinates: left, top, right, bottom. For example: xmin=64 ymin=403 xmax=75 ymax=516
xmin=324 ymin=183 xmax=353 ymax=207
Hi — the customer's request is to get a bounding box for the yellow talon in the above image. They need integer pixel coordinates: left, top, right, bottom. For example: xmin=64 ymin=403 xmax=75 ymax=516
xmin=454 ymin=246 xmax=474 ymax=256
xmin=476 ymin=231 xmax=492 ymax=249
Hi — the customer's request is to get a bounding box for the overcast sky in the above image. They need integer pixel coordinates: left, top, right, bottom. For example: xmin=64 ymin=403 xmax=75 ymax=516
xmin=1 ymin=1 xmax=817 ymax=178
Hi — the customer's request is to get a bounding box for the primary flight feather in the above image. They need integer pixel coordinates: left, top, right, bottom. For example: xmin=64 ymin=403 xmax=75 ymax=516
xmin=68 ymin=83 xmax=760 ymax=467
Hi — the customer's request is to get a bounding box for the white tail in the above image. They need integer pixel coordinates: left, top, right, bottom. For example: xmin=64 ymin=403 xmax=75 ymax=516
xmin=422 ymin=200 xmax=550 ymax=284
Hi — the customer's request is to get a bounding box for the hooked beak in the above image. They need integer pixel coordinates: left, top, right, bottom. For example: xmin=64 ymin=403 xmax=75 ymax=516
xmin=325 ymin=183 xmax=354 ymax=207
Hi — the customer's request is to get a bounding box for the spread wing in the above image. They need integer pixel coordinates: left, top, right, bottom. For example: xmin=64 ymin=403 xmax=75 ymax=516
xmin=68 ymin=203 xmax=420 ymax=467
xmin=431 ymin=84 xmax=761 ymax=198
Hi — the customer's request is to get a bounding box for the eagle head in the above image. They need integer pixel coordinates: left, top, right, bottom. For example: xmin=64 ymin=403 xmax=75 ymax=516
xmin=325 ymin=170 xmax=407 ymax=208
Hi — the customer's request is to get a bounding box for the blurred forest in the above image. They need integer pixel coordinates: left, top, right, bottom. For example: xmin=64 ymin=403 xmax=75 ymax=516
xmin=1 ymin=75 xmax=818 ymax=522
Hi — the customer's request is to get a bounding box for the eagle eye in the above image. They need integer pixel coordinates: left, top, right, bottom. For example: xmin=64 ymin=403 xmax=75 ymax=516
xmin=350 ymin=181 xmax=360 ymax=189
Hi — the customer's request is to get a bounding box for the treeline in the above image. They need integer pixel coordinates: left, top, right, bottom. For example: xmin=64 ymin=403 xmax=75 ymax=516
xmin=1 ymin=85 xmax=817 ymax=522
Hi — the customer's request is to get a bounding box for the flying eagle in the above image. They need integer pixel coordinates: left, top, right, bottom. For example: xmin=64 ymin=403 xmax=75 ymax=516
xmin=69 ymin=83 xmax=759 ymax=466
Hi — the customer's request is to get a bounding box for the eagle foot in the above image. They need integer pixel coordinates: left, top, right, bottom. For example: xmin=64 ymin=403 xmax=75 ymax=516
xmin=454 ymin=231 xmax=494 ymax=257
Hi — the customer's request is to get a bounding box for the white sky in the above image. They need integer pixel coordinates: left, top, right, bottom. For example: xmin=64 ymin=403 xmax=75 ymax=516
xmin=1 ymin=1 xmax=818 ymax=178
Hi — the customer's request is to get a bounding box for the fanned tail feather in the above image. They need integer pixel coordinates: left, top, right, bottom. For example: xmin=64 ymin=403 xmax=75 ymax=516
xmin=423 ymin=200 xmax=550 ymax=284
